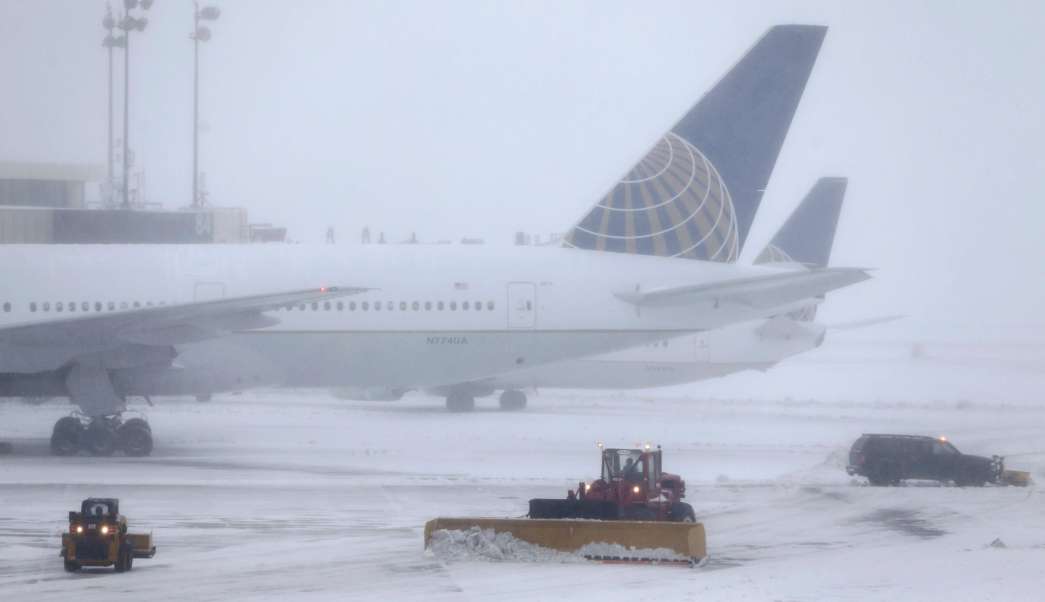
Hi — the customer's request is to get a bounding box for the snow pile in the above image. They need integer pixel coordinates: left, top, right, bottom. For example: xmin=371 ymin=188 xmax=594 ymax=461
xmin=427 ymin=527 xmax=690 ymax=564
xmin=427 ymin=527 xmax=585 ymax=563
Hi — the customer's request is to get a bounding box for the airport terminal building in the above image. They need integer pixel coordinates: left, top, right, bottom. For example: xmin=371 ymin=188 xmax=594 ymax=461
xmin=0 ymin=161 xmax=252 ymax=244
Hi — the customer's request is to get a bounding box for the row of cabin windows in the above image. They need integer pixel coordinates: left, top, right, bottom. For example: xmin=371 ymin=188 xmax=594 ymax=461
xmin=9 ymin=300 xmax=168 ymax=313
xmin=1 ymin=300 xmax=497 ymax=314
xmin=1 ymin=299 xmax=499 ymax=314
xmin=286 ymin=300 xmax=497 ymax=312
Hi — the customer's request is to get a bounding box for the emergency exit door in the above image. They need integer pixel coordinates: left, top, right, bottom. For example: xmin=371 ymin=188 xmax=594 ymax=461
xmin=506 ymin=282 xmax=536 ymax=329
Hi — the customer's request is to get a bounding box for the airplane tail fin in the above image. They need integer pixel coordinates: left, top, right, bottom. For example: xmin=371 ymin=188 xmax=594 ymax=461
xmin=756 ymin=176 xmax=847 ymax=321
xmin=564 ymin=25 xmax=827 ymax=262
xmin=755 ymin=177 xmax=847 ymax=268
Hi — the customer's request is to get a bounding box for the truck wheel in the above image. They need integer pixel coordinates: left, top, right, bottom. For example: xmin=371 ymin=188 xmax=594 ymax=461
xmin=869 ymin=462 xmax=899 ymax=486
xmin=64 ymin=560 xmax=80 ymax=572
xmin=671 ymin=502 xmax=696 ymax=522
xmin=115 ymin=544 xmax=133 ymax=572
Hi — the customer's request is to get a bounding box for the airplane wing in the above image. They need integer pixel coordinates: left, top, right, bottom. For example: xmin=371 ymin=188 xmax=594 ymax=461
xmin=614 ymin=267 xmax=870 ymax=309
xmin=0 ymin=286 xmax=367 ymax=373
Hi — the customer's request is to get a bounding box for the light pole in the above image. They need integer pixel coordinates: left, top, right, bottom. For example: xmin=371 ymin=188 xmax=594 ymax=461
xmin=101 ymin=4 xmax=122 ymax=207
xmin=192 ymin=3 xmax=220 ymax=209
xmin=117 ymin=0 xmax=152 ymax=209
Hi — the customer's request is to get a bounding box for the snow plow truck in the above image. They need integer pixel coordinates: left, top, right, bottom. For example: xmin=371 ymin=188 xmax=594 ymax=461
xmin=424 ymin=445 xmax=706 ymax=565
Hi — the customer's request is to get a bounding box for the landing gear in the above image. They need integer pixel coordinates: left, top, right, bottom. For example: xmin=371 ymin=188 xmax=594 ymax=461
xmin=446 ymin=392 xmax=476 ymax=412
xmin=499 ymin=390 xmax=527 ymax=411
xmin=49 ymin=414 xmax=154 ymax=457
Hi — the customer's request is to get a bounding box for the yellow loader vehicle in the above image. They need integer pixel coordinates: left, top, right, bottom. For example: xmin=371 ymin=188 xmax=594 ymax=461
xmin=61 ymin=498 xmax=156 ymax=572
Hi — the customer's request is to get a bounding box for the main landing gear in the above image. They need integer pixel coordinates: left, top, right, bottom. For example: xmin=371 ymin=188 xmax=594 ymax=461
xmin=50 ymin=414 xmax=154 ymax=457
xmin=443 ymin=389 xmax=528 ymax=412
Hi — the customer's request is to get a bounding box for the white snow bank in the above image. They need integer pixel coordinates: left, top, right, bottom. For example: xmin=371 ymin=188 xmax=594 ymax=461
xmin=427 ymin=527 xmax=690 ymax=564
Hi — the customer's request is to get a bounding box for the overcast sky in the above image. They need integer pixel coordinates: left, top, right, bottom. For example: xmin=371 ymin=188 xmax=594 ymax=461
xmin=1 ymin=0 xmax=1043 ymax=336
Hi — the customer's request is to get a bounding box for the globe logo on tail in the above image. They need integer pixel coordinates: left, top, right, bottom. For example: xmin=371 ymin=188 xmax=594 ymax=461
xmin=564 ymin=132 xmax=739 ymax=262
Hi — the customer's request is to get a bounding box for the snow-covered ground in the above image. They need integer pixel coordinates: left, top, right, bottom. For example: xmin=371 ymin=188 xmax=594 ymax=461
xmin=1 ymin=336 xmax=1043 ymax=601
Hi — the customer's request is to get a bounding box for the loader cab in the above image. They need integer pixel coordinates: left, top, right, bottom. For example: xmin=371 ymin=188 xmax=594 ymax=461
xmin=81 ymin=498 xmax=119 ymax=519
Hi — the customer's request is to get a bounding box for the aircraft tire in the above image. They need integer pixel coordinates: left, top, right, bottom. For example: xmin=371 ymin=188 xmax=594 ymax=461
xmin=118 ymin=419 xmax=154 ymax=457
xmin=50 ymin=416 xmax=83 ymax=456
xmin=446 ymin=393 xmax=475 ymax=412
xmin=498 ymin=390 xmax=527 ymax=411
xmin=83 ymin=419 xmax=118 ymax=457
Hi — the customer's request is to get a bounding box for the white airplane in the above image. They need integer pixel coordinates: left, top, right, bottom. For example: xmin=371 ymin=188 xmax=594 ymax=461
xmin=445 ymin=177 xmax=856 ymax=408
xmin=0 ymin=25 xmax=866 ymax=456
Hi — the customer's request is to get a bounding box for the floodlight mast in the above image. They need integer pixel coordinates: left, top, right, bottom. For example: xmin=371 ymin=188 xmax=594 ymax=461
xmin=192 ymin=2 xmax=221 ymax=209
xmin=117 ymin=0 xmax=151 ymax=209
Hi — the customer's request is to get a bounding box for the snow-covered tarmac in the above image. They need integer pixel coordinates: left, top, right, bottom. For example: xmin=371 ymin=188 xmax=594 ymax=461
xmin=1 ymin=338 xmax=1043 ymax=601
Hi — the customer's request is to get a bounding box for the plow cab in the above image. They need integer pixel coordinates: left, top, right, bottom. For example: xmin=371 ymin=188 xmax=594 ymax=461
xmin=529 ymin=445 xmax=695 ymax=522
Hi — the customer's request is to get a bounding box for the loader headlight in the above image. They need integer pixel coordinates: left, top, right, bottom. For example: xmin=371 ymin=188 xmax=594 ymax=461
xmin=100 ymin=525 xmax=109 ymax=535
xmin=584 ymin=483 xmax=591 ymax=492
xmin=632 ymin=485 xmax=640 ymax=494
xmin=75 ymin=525 xmax=83 ymax=534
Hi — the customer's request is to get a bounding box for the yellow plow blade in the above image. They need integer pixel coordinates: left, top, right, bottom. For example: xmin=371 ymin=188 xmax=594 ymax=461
xmin=1000 ymin=470 xmax=1031 ymax=487
xmin=424 ymin=518 xmax=706 ymax=565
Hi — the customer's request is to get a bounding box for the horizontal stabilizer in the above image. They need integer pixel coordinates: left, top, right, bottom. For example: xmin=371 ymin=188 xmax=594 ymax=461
xmin=615 ymin=267 xmax=870 ymax=309
xmin=825 ymin=314 xmax=905 ymax=331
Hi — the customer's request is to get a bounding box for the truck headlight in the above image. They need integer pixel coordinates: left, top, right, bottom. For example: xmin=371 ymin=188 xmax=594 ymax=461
xmin=100 ymin=525 xmax=109 ymax=535
xmin=75 ymin=525 xmax=83 ymax=534
xmin=632 ymin=485 xmax=640 ymax=494
xmin=584 ymin=483 xmax=591 ymax=492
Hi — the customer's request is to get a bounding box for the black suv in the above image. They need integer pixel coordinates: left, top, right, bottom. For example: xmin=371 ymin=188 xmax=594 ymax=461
xmin=847 ymin=434 xmax=1003 ymax=486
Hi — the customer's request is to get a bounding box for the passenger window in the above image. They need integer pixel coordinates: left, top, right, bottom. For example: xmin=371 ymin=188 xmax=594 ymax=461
xmin=474 ymin=301 xmax=481 ymax=311
xmin=2 ymin=302 xmax=9 ymax=312
xmin=311 ymin=302 xmax=318 ymax=311
xmin=487 ymin=301 xmax=494 ymax=310
xmin=362 ymin=301 xmax=369 ymax=311
xmin=82 ymin=302 xmax=89 ymax=311
xmin=462 ymin=301 xmax=470 ymax=310
xmin=56 ymin=302 xmax=64 ymax=312
xmin=437 ymin=301 xmax=444 ymax=311
xmin=350 ymin=301 xmax=357 ymax=311
xmin=69 ymin=302 xmax=76 ymax=312
xmin=450 ymin=301 xmax=457 ymax=311
xmin=337 ymin=301 xmax=344 ymax=311
xmin=43 ymin=302 xmax=51 ymax=311
xmin=425 ymin=301 xmax=432 ymax=311
xmin=30 ymin=302 xmax=37 ymax=312
xmin=412 ymin=301 xmax=420 ymax=311
xmin=400 ymin=301 xmax=407 ymax=311
xmin=133 ymin=301 xmax=140 ymax=308
xmin=375 ymin=301 xmax=382 ymax=311
xmin=324 ymin=301 xmax=331 ymax=311
xmin=108 ymin=301 xmax=115 ymax=311
xmin=146 ymin=301 xmax=153 ymax=307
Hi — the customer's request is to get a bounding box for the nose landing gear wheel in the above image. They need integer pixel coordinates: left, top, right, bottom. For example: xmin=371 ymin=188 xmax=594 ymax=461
xmin=498 ymin=390 xmax=527 ymax=411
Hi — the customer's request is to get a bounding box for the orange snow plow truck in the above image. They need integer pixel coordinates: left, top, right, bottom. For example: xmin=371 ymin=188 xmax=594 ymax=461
xmin=424 ymin=445 xmax=706 ymax=565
